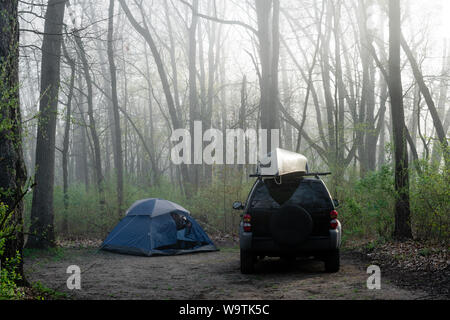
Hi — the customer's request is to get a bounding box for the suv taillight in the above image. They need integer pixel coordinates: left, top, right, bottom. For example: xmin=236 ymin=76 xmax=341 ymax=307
xmin=330 ymin=210 xmax=338 ymax=219
xmin=243 ymin=214 xmax=251 ymax=232
xmin=330 ymin=219 xmax=338 ymax=229
xmin=330 ymin=210 xmax=338 ymax=229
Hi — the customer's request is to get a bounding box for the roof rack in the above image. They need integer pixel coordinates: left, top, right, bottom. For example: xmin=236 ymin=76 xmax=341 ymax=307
xmin=249 ymin=172 xmax=331 ymax=179
xmin=251 ymin=148 xmax=331 ymax=180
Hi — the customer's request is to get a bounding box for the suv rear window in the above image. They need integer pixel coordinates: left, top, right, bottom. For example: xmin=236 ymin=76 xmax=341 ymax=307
xmin=250 ymin=179 xmax=333 ymax=212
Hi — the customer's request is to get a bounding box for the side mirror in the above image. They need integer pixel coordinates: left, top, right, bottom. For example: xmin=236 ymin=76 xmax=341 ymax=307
xmin=333 ymin=199 xmax=340 ymax=208
xmin=232 ymin=201 xmax=244 ymax=210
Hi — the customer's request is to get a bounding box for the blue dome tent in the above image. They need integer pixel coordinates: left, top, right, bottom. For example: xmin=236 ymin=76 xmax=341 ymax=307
xmin=101 ymin=198 xmax=218 ymax=256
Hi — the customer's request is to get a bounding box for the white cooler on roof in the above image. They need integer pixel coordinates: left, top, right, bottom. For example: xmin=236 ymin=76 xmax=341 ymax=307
xmin=258 ymin=148 xmax=308 ymax=176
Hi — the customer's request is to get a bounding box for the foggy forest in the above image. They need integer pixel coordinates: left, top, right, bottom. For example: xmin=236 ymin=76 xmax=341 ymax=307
xmin=0 ymin=0 xmax=448 ymax=300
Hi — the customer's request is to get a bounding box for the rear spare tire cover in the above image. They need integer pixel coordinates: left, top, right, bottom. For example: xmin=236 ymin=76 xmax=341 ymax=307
xmin=270 ymin=204 xmax=313 ymax=246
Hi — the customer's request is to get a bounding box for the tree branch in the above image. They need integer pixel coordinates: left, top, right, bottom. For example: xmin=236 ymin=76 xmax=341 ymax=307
xmin=177 ymin=0 xmax=258 ymax=36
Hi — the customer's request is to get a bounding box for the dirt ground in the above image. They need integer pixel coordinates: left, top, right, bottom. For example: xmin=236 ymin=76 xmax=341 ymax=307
xmin=23 ymin=246 xmax=431 ymax=300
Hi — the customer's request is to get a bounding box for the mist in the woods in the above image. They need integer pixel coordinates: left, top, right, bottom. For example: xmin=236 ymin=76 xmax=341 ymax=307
xmin=0 ymin=0 xmax=449 ymax=300
xmin=12 ymin=0 xmax=450 ymax=241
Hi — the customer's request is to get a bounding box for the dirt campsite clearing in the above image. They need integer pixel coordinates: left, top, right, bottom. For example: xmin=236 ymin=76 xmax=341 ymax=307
xmin=23 ymin=245 xmax=426 ymax=300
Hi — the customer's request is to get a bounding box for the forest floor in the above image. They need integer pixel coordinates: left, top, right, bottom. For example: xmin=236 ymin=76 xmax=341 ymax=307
xmin=22 ymin=238 xmax=447 ymax=300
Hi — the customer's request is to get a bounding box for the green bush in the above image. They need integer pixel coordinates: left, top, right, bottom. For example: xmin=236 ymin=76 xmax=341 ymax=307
xmin=0 ymin=203 xmax=24 ymax=300
xmin=0 ymin=252 xmax=24 ymax=300
xmin=338 ymin=165 xmax=395 ymax=240
xmin=337 ymin=159 xmax=449 ymax=244
xmin=410 ymin=160 xmax=449 ymax=242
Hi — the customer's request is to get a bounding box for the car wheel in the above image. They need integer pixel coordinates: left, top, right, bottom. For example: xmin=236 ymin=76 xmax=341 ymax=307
xmin=240 ymin=250 xmax=255 ymax=274
xmin=324 ymin=249 xmax=340 ymax=273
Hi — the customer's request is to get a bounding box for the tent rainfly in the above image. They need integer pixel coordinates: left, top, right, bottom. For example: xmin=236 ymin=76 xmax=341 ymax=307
xmin=101 ymin=198 xmax=218 ymax=256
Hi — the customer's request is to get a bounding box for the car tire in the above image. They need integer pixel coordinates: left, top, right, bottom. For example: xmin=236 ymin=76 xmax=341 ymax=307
xmin=240 ymin=250 xmax=255 ymax=274
xmin=324 ymin=249 xmax=340 ymax=273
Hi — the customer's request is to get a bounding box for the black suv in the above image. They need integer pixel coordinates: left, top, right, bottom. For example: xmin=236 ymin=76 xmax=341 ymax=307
xmin=233 ymin=175 xmax=341 ymax=274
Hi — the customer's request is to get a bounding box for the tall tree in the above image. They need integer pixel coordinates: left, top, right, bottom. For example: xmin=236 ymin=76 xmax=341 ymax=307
xmin=356 ymin=0 xmax=376 ymax=176
xmin=0 ymin=0 xmax=27 ymax=280
xmin=330 ymin=0 xmax=350 ymax=183
xmin=203 ymin=0 xmax=218 ymax=183
xmin=188 ymin=0 xmax=200 ymax=193
xmin=88 ymin=3 xmax=117 ymax=182
xmin=27 ymin=0 xmax=66 ymax=248
xmin=320 ymin=1 xmax=336 ymax=160
xmin=280 ymin=48 xmax=293 ymax=151
xmin=107 ymin=0 xmax=124 ymax=217
xmin=256 ymin=0 xmax=281 ymax=151
xmin=388 ymin=0 xmax=413 ymax=240
xmin=61 ymin=41 xmax=76 ymax=235
xmin=73 ymin=72 xmax=89 ymax=191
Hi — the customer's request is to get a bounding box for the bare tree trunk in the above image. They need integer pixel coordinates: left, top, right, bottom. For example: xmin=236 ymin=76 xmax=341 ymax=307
xmin=107 ymin=0 xmax=124 ymax=218
xmin=74 ymin=73 xmax=89 ymax=191
xmin=280 ymin=48 xmax=292 ymax=151
xmin=188 ymin=0 xmax=200 ymax=193
xmin=164 ymin=0 xmax=182 ymax=116
xmin=61 ymin=42 xmax=75 ymax=235
xmin=377 ymin=81 xmax=388 ymax=169
xmin=365 ymin=62 xmax=377 ymax=172
xmin=332 ymin=0 xmax=347 ymax=180
xmin=0 ymin=0 xmax=27 ymax=280
xmin=409 ymin=84 xmax=420 ymax=164
xmin=372 ymin=5 xmax=389 ymax=170
xmin=121 ymin=37 xmax=129 ymax=177
xmin=238 ymin=75 xmax=247 ymax=176
xmin=356 ymin=0 xmax=374 ymax=177
xmin=256 ymin=0 xmax=280 ymax=151
xmin=388 ymin=0 xmax=413 ymax=240
xmin=204 ymin=0 xmax=218 ymax=183
xmin=219 ymin=46 xmax=227 ymax=164
xmin=322 ymin=1 xmax=336 ymax=158
xmin=73 ymin=32 xmax=106 ymax=209
xmin=88 ymin=4 xmax=116 ymax=182
xmin=143 ymin=44 xmax=159 ymax=185
xmin=28 ymin=0 xmax=66 ymax=249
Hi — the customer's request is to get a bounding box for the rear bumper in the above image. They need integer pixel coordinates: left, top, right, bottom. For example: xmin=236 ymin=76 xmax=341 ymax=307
xmin=239 ymin=220 xmax=341 ymax=255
